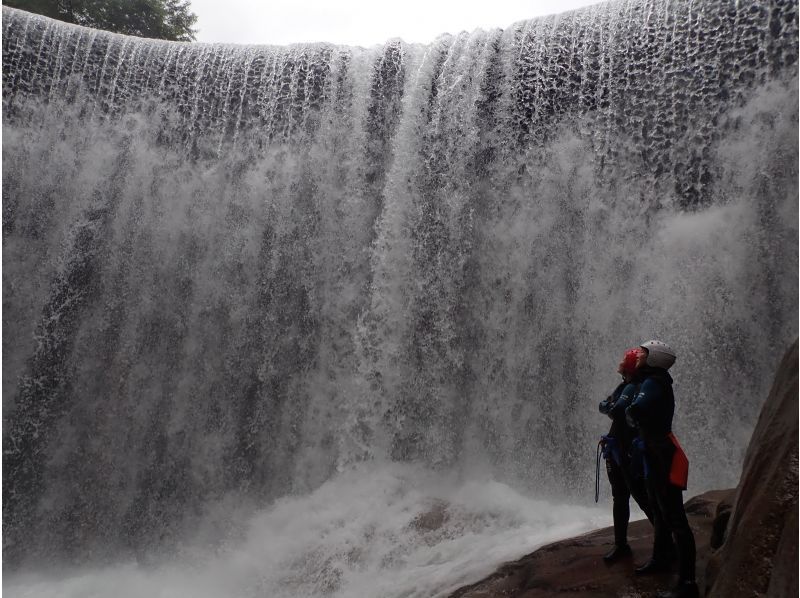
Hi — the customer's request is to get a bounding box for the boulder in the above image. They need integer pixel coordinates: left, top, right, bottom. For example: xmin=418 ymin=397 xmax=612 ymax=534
xmin=705 ymin=339 xmax=798 ymax=598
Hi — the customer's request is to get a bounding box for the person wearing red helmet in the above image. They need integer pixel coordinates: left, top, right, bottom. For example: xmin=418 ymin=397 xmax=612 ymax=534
xmin=598 ymin=347 xmax=654 ymax=563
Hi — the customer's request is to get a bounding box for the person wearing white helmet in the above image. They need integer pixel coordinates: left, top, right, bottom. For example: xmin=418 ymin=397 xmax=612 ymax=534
xmin=625 ymin=340 xmax=698 ymax=598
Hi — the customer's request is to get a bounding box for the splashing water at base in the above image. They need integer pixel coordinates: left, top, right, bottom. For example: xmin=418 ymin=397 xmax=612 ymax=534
xmin=3 ymin=463 xmax=610 ymax=598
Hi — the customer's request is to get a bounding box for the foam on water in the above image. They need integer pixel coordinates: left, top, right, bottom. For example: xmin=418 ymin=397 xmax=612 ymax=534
xmin=3 ymin=462 xmax=610 ymax=598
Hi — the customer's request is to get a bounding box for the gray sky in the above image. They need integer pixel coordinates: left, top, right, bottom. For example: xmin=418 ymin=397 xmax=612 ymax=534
xmin=189 ymin=0 xmax=607 ymax=46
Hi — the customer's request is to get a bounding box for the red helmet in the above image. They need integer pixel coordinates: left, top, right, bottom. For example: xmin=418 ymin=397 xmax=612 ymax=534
xmin=620 ymin=347 xmax=644 ymax=377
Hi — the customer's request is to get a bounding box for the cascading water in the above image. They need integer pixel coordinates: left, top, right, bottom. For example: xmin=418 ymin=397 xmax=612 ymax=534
xmin=2 ymin=0 xmax=798 ymax=595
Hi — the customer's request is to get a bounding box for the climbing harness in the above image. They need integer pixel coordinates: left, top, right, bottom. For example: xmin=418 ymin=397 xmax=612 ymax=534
xmin=600 ymin=434 xmax=621 ymax=465
xmin=595 ymin=435 xmax=621 ymax=502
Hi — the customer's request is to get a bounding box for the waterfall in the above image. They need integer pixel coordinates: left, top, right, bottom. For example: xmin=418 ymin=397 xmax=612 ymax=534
xmin=2 ymin=0 xmax=797 ymax=574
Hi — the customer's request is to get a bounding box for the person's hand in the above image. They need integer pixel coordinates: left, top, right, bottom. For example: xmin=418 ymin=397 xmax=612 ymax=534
xmin=599 ymin=395 xmax=616 ymax=415
xmin=625 ymin=406 xmax=638 ymax=428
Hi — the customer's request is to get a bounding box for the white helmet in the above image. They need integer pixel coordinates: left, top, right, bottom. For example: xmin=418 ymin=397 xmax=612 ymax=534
xmin=640 ymin=340 xmax=676 ymax=370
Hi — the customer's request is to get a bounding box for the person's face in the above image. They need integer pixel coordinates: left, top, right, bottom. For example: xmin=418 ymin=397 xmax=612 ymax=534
xmin=617 ymin=357 xmax=626 ymax=376
xmin=636 ymin=348 xmax=649 ymax=369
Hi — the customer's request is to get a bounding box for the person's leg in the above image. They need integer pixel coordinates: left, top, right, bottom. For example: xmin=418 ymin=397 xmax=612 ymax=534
xmin=607 ymin=459 xmax=631 ymax=546
xmin=635 ymin=476 xmax=673 ymax=573
xmin=635 ymin=478 xmax=671 ymax=574
xmin=651 ymin=477 xmax=678 ymax=562
xmin=604 ymin=459 xmax=634 ymax=562
xmin=654 ymin=483 xmax=698 ymax=597
xmin=663 ymin=485 xmax=696 ymax=583
xmin=627 ymin=473 xmax=653 ymax=523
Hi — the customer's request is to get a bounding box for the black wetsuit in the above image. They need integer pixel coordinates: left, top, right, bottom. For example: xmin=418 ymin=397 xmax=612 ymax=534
xmin=625 ymin=367 xmax=696 ymax=584
xmin=599 ymin=379 xmax=652 ymax=547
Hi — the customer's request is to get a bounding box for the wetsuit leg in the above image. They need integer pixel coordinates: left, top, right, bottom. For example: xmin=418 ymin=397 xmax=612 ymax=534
xmin=606 ymin=458 xmax=631 ymax=545
xmin=645 ymin=475 xmax=675 ymax=561
xmin=628 ymin=473 xmax=653 ymax=523
xmin=644 ymin=439 xmax=678 ymax=562
xmin=662 ymin=484 xmax=696 ymax=582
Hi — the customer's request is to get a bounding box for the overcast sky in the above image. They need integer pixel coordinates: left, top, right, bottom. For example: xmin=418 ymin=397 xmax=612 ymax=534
xmin=189 ymin=0 xmax=607 ymax=47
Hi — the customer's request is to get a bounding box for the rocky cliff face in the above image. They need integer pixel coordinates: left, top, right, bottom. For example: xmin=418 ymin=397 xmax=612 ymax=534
xmin=705 ymin=339 xmax=799 ymax=598
xmin=449 ymin=341 xmax=799 ymax=598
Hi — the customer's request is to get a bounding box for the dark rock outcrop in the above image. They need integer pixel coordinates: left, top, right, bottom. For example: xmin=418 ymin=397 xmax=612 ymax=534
xmin=705 ymin=339 xmax=798 ymax=598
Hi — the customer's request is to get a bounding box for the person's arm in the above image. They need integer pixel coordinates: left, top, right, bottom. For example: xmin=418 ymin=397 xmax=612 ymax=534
xmin=625 ymin=378 xmax=662 ymax=427
xmin=599 ymin=383 xmax=626 ymax=416
xmin=608 ymin=383 xmax=636 ymax=418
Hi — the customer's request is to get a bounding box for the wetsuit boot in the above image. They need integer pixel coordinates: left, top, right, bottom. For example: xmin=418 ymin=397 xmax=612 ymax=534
xmin=603 ymin=543 xmax=632 ymax=562
xmin=634 ymin=557 xmax=672 ymax=575
xmin=656 ymin=581 xmax=699 ymax=598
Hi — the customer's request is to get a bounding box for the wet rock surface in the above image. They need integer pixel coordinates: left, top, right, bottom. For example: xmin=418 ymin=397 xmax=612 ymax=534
xmin=448 ymin=489 xmax=733 ymax=598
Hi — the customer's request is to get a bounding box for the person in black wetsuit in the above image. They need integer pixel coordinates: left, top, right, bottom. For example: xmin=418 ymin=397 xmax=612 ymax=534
xmin=598 ymin=347 xmax=653 ymax=563
xmin=625 ymin=340 xmax=698 ymax=598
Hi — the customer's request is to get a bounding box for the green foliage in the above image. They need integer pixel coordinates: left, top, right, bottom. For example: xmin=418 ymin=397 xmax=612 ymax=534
xmin=3 ymin=0 xmax=198 ymax=41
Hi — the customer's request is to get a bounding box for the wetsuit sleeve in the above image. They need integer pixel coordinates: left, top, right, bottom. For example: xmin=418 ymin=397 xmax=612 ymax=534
xmin=599 ymin=383 xmax=626 ymax=416
xmin=625 ymin=378 xmax=663 ymax=427
xmin=608 ymin=383 xmax=636 ymax=419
